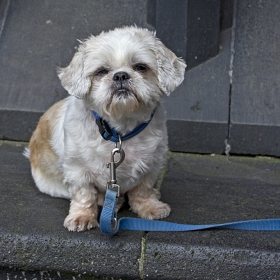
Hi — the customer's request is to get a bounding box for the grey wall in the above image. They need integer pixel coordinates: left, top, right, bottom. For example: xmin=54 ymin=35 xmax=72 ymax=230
xmin=166 ymin=0 xmax=280 ymax=157
xmin=0 ymin=0 xmax=279 ymax=157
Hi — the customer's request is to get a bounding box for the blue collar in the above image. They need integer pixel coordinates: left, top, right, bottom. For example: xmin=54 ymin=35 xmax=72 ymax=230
xmin=92 ymin=111 xmax=154 ymax=143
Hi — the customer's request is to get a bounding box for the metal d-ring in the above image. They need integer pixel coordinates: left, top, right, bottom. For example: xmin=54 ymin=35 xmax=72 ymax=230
xmin=114 ymin=134 xmax=122 ymax=150
xmin=111 ymin=217 xmax=118 ymax=231
xmin=110 ymin=138 xmax=125 ymax=169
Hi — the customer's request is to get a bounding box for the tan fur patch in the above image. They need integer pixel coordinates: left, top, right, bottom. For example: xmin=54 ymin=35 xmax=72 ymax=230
xmin=63 ymin=203 xmax=99 ymax=232
xmin=128 ymin=182 xmax=170 ymax=220
xmin=29 ymin=99 xmax=66 ymax=174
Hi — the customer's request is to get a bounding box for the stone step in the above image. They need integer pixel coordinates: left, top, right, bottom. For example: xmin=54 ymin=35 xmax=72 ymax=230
xmin=1 ymin=141 xmax=279 ymax=279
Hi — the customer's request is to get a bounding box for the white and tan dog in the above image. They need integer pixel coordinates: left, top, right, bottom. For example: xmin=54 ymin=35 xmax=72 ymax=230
xmin=25 ymin=26 xmax=186 ymax=232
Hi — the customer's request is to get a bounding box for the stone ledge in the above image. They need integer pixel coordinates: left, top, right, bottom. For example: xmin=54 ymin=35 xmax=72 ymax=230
xmin=1 ymin=141 xmax=280 ymax=279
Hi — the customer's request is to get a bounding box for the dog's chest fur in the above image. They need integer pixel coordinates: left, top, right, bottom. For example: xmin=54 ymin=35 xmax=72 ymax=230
xmin=51 ymin=97 xmax=168 ymax=194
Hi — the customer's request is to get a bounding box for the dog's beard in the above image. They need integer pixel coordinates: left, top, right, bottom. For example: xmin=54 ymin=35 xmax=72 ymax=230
xmin=104 ymin=84 xmax=140 ymax=120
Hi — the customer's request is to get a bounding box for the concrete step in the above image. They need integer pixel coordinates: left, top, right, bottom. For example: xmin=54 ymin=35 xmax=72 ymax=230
xmin=1 ymin=141 xmax=280 ymax=279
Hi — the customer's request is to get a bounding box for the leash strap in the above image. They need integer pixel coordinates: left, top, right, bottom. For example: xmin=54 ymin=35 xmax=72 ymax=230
xmin=99 ymin=189 xmax=119 ymax=235
xmin=100 ymin=189 xmax=280 ymax=235
xmin=118 ymin=217 xmax=280 ymax=231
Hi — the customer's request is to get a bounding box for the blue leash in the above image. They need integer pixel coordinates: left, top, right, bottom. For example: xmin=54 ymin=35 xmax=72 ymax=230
xmin=100 ymin=189 xmax=280 ymax=235
xmin=97 ymin=116 xmax=280 ymax=235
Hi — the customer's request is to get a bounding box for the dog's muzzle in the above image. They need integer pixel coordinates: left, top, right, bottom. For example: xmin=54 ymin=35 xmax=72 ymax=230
xmin=112 ymin=71 xmax=131 ymax=99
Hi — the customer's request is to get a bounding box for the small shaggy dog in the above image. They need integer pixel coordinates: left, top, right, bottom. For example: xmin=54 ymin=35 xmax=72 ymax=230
xmin=25 ymin=26 xmax=186 ymax=231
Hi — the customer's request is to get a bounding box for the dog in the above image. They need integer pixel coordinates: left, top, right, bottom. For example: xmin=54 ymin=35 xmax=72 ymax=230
xmin=24 ymin=26 xmax=186 ymax=232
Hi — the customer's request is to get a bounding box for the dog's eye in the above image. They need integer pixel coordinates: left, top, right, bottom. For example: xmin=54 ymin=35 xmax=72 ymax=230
xmin=134 ymin=64 xmax=148 ymax=72
xmin=96 ymin=69 xmax=109 ymax=76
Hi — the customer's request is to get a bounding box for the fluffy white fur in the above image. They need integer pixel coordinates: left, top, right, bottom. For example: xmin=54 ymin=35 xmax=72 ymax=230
xmin=25 ymin=26 xmax=186 ymax=232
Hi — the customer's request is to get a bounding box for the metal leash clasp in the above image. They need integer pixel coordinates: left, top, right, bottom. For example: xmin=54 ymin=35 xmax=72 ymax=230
xmin=106 ymin=135 xmax=125 ymax=198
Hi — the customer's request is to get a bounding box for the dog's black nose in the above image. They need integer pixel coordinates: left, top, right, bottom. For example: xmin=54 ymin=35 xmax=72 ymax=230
xmin=113 ymin=71 xmax=130 ymax=82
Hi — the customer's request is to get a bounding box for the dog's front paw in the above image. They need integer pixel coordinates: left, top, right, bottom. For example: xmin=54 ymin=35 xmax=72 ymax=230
xmin=64 ymin=213 xmax=98 ymax=232
xmin=134 ymin=200 xmax=171 ymax=220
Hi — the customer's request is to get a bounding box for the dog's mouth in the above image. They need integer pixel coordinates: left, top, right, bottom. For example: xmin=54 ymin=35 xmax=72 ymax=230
xmin=112 ymin=83 xmax=131 ymax=98
xmin=114 ymin=88 xmax=129 ymax=98
xmin=105 ymin=84 xmax=140 ymax=119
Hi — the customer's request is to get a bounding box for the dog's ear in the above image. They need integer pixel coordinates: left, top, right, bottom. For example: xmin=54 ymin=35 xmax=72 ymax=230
xmin=155 ymin=40 xmax=186 ymax=96
xmin=57 ymin=46 xmax=91 ymax=99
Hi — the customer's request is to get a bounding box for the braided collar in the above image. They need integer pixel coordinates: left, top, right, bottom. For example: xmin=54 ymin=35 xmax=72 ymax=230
xmin=92 ymin=111 xmax=154 ymax=143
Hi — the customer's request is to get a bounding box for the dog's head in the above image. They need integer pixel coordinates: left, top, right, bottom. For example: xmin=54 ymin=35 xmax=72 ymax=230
xmin=58 ymin=26 xmax=186 ymax=121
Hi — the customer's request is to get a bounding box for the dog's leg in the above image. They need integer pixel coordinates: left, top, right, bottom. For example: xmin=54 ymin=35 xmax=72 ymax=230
xmin=64 ymin=185 xmax=99 ymax=231
xmin=127 ymin=179 xmax=171 ymax=220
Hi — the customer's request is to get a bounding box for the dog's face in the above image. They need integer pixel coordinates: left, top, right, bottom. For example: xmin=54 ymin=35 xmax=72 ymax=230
xmin=58 ymin=26 xmax=186 ymax=121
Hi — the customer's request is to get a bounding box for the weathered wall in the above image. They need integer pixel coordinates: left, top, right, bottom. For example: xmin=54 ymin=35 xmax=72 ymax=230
xmin=0 ymin=0 xmax=279 ymax=156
